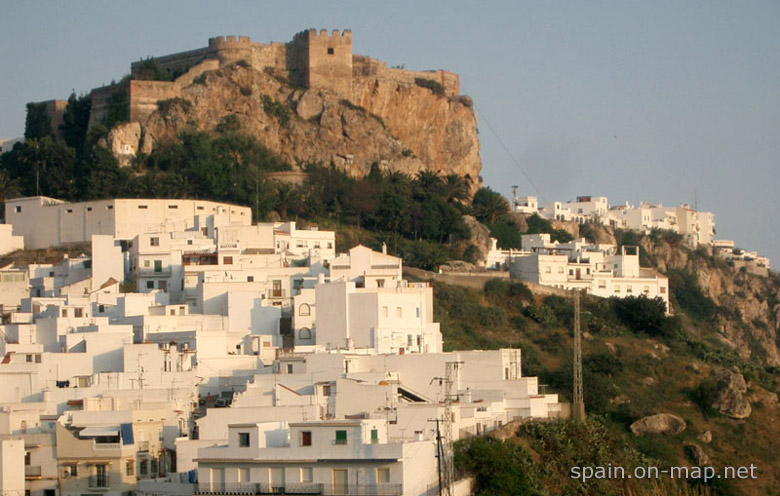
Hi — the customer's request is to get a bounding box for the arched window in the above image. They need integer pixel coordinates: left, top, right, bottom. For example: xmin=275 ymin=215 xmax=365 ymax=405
xmin=299 ymin=303 xmax=311 ymax=316
xmin=299 ymin=328 xmax=312 ymax=340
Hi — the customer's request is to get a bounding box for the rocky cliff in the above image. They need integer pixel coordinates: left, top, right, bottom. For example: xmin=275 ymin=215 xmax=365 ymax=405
xmin=109 ymin=63 xmax=481 ymax=182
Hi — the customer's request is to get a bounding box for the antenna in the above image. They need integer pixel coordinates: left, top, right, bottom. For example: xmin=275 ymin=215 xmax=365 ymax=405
xmin=572 ymin=290 xmax=585 ymax=421
xmin=430 ymin=361 xmax=462 ymax=496
xmin=511 ymin=185 xmax=518 ymax=207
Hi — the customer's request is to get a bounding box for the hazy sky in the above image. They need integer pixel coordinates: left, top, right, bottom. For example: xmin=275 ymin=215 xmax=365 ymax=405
xmin=1 ymin=1 xmax=778 ymax=266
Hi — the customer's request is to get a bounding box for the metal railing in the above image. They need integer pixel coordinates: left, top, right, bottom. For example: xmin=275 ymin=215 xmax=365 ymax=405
xmin=195 ymin=482 xmax=403 ymax=495
xmin=24 ymin=465 xmax=42 ymax=478
xmin=89 ymin=474 xmax=110 ymax=489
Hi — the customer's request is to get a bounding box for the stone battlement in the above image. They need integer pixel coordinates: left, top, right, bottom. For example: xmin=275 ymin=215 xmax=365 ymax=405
xmin=208 ymin=35 xmax=253 ymax=48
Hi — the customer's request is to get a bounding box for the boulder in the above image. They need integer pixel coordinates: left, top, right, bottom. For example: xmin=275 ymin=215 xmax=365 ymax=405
xmin=295 ymin=90 xmax=324 ymax=120
xmin=685 ymin=443 xmax=711 ymax=466
xmin=711 ymin=367 xmax=751 ymax=419
xmin=630 ymin=413 xmax=687 ymax=437
xmin=697 ymin=430 xmax=712 ymax=444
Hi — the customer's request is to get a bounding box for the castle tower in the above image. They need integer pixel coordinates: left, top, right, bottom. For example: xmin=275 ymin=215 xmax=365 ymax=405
xmin=208 ymin=35 xmax=254 ymax=67
xmin=291 ymin=29 xmax=353 ymax=99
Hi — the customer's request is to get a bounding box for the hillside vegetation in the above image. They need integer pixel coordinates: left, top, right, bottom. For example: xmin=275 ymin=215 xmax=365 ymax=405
xmin=433 ymin=237 xmax=780 ymax=495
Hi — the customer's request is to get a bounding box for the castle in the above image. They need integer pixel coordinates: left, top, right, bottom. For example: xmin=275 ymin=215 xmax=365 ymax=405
xmin=42 ymin=29 xmax=460 ymax=131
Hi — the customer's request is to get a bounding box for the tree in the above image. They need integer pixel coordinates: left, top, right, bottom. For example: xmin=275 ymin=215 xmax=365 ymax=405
xmin=441 ymin=174 xmax=470 ymax=204
xmin=472 ymin=187 xmax=509 ymax=224
xmin=60 ymin=92 xmax=92 ymax=153
xmin=24 ymin=103 xmax=53 ymax=140
xmin=274 ymin=184 xmax=301 ymax=219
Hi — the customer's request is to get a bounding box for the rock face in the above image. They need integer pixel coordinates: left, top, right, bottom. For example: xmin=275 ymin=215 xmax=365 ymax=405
xmin=630 ymin=413 xmax=687 ymax=437
xmin=711 ymin=367 xmax=752 ymax=419
xmin=126 ymin=64 xmax=481 ymax=183
xmin=461 ymin=215 xmax=492 ymax=263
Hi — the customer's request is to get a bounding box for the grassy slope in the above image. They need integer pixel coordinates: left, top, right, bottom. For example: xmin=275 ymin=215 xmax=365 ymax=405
xmin=437 ymin=277 xmax=780 ymax=496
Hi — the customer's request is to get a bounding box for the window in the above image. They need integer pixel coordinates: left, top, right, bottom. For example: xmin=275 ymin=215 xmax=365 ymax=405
xmin=247 ymin=276 xmax=254 ymax=282
xmin=335 ymin=430 xmax=347 ymax=445
xmin=223 ymin=256 xmax=233 ymax=265
xmin=568 ymin=269 xmax=573 ymax=276
xmin=407 ymin=335 xmax=413 ymax=347
xmin=138 ymin=205 xmax=148 ymax=210
xmin=598 ymin=280 xmax=606 ymax=289
xmin=301 ymin=467 xmax=313 ymax=483
xmin=660 ymin=286 xmax=667 ymax=294
xmin=644 ymin=285 xmax=650 ymax=294
xmin=139 ymin=460 xmax=148 ymax=476
xmin=168 ymin=204 xmax=178 ymax=209
xmin=327 ymin=47 xmax=334 ymax=54
xmin=299 ymin=327 xmax=312 ymax=340
xmin=416 ymin=307 xmax=420 ymax=318
xmin=68 ymin=464 xmax=78 ymax=476
xmin=201 ymin=227 xmax=208 ymax=236
xmin=144 ymin=260 xmax=150 ymax=268
xmin=146 ymin=281 xmax=155 ymax=289
xmin=301 ymin=431 xmax=312 ymax=446
xmin=238 ymin=432 xmax=250 ymax=447
xmin=187 ymin=239 xmax=193 ymax=245
xmin=150 ymin=237 xmax=159 ymax=246
xmin=74 ymin=308 xmax=83 ymax=318
xmin=377 ymin=279 xmax=385 ymax=288
xmin=371 ymin=429 xmax=379 ymax=444
xmin=126 ymin=460 xmax=135 ymax=476
xmin=377 ymin=468 xmax=390 ymax=483
xmin=26 ymin=354 xmax=33 ymax=363
xmin=107 ymin=205 xmax=113 ymax=210
xmin=66 ymin=209 xmax=73 ymax=213
xmin=239 ymin=468 xmax=250 ymax=482
xmin=382 ymin=306 xmax=388 ymax=318
xmin=25 ymin=451 xmax=31 ymax=465
xmin=299 ymin=303 xmax=311 ymax=316
xmin=396 ymin=307 xmax=402 ymax=318
xmin=322 ymin=385 xmax=331 ymax=396
xmin=614 ymin=285 xmax=620 ymax=293
xmin=98 ymin=304 xmax=105 ymax=313
xmin=61 ymin=309 xmax=68 ymax=317
xmin=197 ymin=205 xmax=205 ymax=211
xmin=626 ymin=286 xmax=633 ymax=294
xmin=35 ymin=354 xmax=41 ymax=363
xmin=327 ymin=242 xmax=333 ymax=249
xmin=154 ymin=260 xmax=162 ymax=272
xmin=272 ymin=280 xmax=282 ymax=297
xmin=545 ymin=266 xmax=551 ymax=274
xmin=15 ymin=206 xmax=21 ymax=213
xmin=287 ymin=364 xmax=293 ymax=373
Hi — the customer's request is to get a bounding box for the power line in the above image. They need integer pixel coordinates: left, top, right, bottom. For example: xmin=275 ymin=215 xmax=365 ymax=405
xmin=467 ymin=93 xmax=548 ymax=204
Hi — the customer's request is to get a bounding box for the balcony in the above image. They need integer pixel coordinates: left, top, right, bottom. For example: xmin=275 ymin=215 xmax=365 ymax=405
xmin=25 ymin=465 xmax=42 ymax=479
xmin=88 ymin=474 xmax=110 ymax=490
xmin=138 ymin=440 xmax=150 ymax=452
xmin=195 ymin=482 xmax=402 ymax=496
xmin=138 ymin=268 xmax=173 ymax=278
xmin=266 ymin=289 xmax=287 ymax=299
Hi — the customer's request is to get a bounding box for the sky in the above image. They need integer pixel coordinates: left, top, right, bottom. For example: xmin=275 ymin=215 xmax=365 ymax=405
xmin=1 ymin=1 xmax=779 ymax=266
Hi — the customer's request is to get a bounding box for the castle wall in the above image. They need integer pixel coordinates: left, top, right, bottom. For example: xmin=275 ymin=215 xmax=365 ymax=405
xmin=41 ymin=100 xmax=68 ymax=140
xmin=353 ymin=55 xmax=459 ymax=96
xmin=131 ymin=47 xmax=210 ymax=79
xmin=88 ymin=81 xmax=130 ymax=130
xmin=128 ymin=80 xmax=181 ymax=123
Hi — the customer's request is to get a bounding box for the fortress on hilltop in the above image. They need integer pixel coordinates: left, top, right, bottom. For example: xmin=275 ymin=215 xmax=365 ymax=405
xmin=83 ymin=29 xmax=460 ymax=127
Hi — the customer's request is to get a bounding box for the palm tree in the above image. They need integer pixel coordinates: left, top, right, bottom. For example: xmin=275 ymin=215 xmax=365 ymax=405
xmin=441 ymin=174 xmax=470 ymax=204
xmin=275 ymin=183 xmax=300 ymax=220
xmin=472 ymin=187 xmax=510 ymax=224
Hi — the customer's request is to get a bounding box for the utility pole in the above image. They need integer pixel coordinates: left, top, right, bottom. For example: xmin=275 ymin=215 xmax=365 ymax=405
xmin=430 ymin=361 xmax=461 ymax=496
xmin=511 ymin=185 xmax=518 ymax=208
xmin=572 ymin=290 xmax=585 ymax=421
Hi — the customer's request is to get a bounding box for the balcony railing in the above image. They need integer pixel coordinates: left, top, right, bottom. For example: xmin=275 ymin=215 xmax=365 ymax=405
xmin=88 ymin=474 xmax=110 ymax=489
xmin=24 ymin=465 xmax=42 ymax=479
xmin=93 ymin=442 xmax=121 ymax=451
xmin=138 ymin=440 xmax=150 ymax=452
xmin=195 ymin=482 xmax=402 ymax=495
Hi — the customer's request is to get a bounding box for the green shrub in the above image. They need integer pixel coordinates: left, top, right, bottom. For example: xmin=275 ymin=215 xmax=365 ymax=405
xmin=193 ymin=73 xmax=208 ymax=85
xmin=261 ymin=95 xmax=291 ymax=127
xmin=610 ymin=295 xmax=670 ymax=337
xmin=479 ymin=306 xmax=506 ymax=327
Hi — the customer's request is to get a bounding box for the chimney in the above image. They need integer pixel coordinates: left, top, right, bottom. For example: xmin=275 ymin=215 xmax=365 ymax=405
xmin=382 ymin=242 xmax=387 ymax=254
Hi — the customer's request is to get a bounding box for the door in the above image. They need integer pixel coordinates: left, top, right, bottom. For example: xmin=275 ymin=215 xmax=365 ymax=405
xmin=332 ymin=469 xmax=348 ymax=495
xmin=154 ymin=260 xmax=162 ymax=273
xmin=270 ymin=467 xmax=284 ymax=492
